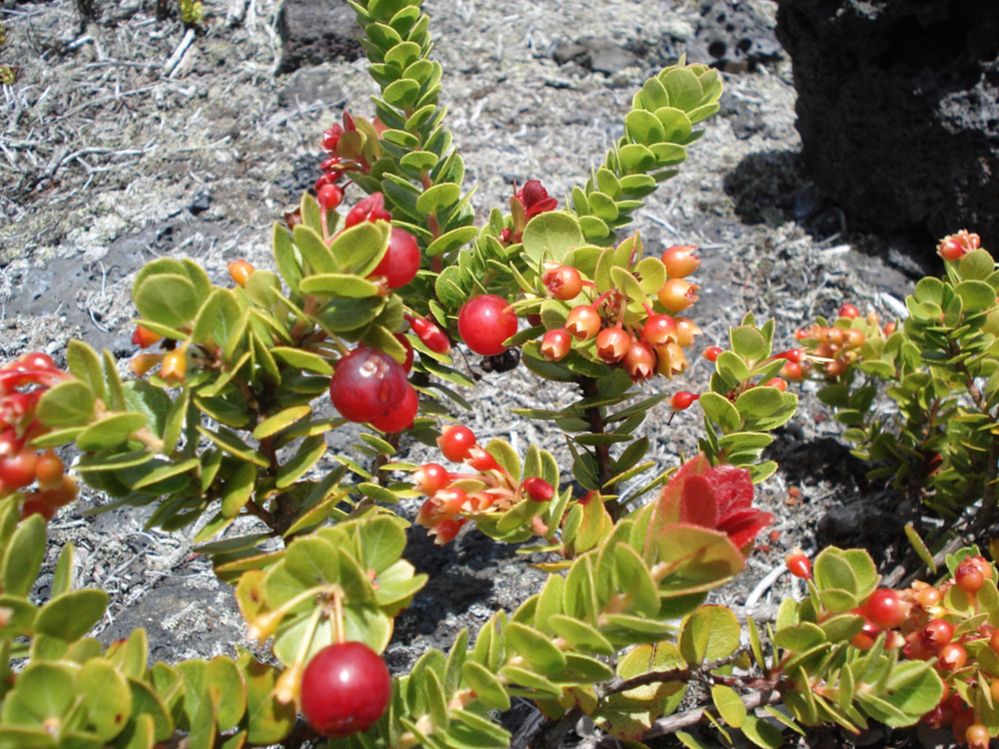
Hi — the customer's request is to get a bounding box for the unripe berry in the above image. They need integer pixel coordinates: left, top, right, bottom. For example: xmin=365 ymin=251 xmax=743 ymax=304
xmin=414 ymin=463 xmax=450 ymax=494
xmin=34 ymin=451 xmax=64 ymax=488
xmin=300 ymin=642 xmax=391 ymax=737
xmin=670 ymin=391 xmax=699 ymax=411
xmin=674 ymin=317 xmax=700 ymax=348
xmin=781 ymin=361 xmax=804 ymax=381
xmin=845 ymin=329 xmax=866 ymax=348
xmin=438 ymin=425 xmax=476 ymax=463
xmin=764 ymin=377 xmax=788 ymax=392
xmin=160 ymin=350 xmax=187 ymax=386
xmin=641 ymin=312 xmax=677 ymax=346
xmin=317 ymin=184 xmax=343 ymax=211
xmin=131 ymin=325 xmax=162 ymax=349
xmin=522 ymin=477 xmax=554 ymax=502
xmin=457 ymin=295 xmax=518 ymax=356
xmin=131 ymin=353 xmax=162 ymax=377
xmin=37 ymin=475 xmax=78 ymax=509
xmin=786 ymin=551 xmax=812 ymax=579
xmin=624 ymin=341 xmax=656 ymax=382
xmin=227 ymin=259 xmax=255 ymax=287
xmin=565 ymin=306 xmax=602 ymax=341
xmin=370 ymin=228 xmax=421 ymax=289
xmin=661 ymin=244 xmax=700 ymax=278
xmin=543 ymin=266 xmax=583 ymax=301
xmin=595 ymin=327 xmax=631 ymax=363
xmin=702 ymin=345 xmax=722 ymax=362
xmin=540 ymin=328 xmax=571 ymax=361
xmin=956 ymin=557 xmax=986 ymax=594
xmin=966 ymin=724 xmax=990 ymax=749
xmin=657 ymin=278 xmax=699 ymax=314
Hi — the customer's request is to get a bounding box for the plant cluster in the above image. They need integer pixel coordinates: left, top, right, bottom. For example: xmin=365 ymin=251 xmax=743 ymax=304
xmin=1 ymin=1 xmax=997 ymax=747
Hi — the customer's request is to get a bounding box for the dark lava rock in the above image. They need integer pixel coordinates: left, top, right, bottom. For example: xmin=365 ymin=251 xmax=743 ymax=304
xmin=688 ymin=0 xmax=783 ymax=73
xmin=551 ymin=37 xmax=641 ymax=76
xmin=275 ymin=0 xmax=363 ymax=75
xmin=189 ymin=190 xmax=212 ymax=215
xmin=776 ymin=0 xmax=999 ymax=252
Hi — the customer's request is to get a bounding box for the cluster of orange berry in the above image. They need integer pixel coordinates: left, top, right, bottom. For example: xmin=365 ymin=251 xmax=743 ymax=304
xmin=538 ymin=245 xmax=701 ymax=382
xmin=414 ymin=425 xmax=554 ymax=544
xmin=0 ymin=352 xmax=77 ymax=519
xmin=792 ymin=303 xmax=895 ymax=379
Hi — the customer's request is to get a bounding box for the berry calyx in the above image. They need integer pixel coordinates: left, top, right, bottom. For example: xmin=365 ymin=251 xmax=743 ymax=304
xmin=438 ymin=425 xmax=477 ymax=463
xmin=670 ymin=391 xmax=699 ymax=411
xmin=702 ymin=345 xmax=723 ymax=362
xmin=543 ymin=266 xmax=583 ymax=301
xmin=595 ymin=327 xmax=631 ymax=364
xmin=540 ymin=328 xmax=572 ymax=361
xmin=522 ymin=477 xmax=554 ymax=502
xmin=227 ymin=259 xmax=255 ymax=287
xmin=657 ymin=278 xmax=699 ymax=314
xmin=922 ymin=619 xmax=954 ymax=649
xmin=786 ymin=551 xmax=812 ymax=580
xmin=863 ymin=588 xmax=908 ymax=629
xmin=414 ymin=463 xmax=450 ymax=494
xmin=661 ymin=244 xmax=700 ymax=278
xmin=300 ymin=642 xmax=391 ymax=738
xmin=329 ymin=347 xmax=409 ymax=424
xmin=565 ymin=305 xmax=602 ymax=341
xmin=370 ymin=228 xmax=420 ymax=289
xmin=317 ymin=184 xmax=344 ymax=211
xmin=408 ymin=316 xmax=451 ymax=354
xmin=369 ymin=384 xmax=418 ymax=433
xmin=457 ymin=295 xmax=518 ymax=356
xmin=131 ymin=326 xmax=162 ymax=349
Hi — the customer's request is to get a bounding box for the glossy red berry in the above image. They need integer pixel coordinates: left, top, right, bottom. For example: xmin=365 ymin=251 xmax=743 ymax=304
xmin=838 ymin=303 xmax=860 ymax=319
xmin=565 ymin=306 xmax=602 ymax=341
xmin=329 ymin=347 xmax=409 ymax=424
xmin=369 ymin=384 xmax=418 ymax=433
xmin=938 ymin=642 xmax=968 ymax=672
xmin=0 ymin=450 xmax=37 ymax=491
xmin=317 ymin=184 xmax=344 ymax=211
xmin=938 ymin=236 xmax=966 ymax=261
xmin=394 ymin=334 xmax=414 ymax=373
xmin=371 ymin=228 xmax=420 ymax=289
xmin=670 ymin=391 xmax=699 ymax=411
xmin=786 ymin=552 xmax=812 ymax=580
xmin=661 ymin=244 xmax=700 ymax=278
xmin=540 ymin=328 xmax=572 ymax=361
xmin=466 ymin=446 xmax=499 ymax=472
xmin=300 ymin=642 xmax=391 ymax=737
xmin=457 ymin=295 xmax=518 ymax=356
xmin=863 ymin=588 xmax=908 ymax=629
xmin=522 ymin=477 xmax=554 ymax=502
xmin=414 ymin=463 xmax=450 ymax=495
xmin=408 ymin=317 xmax=451 ymax=354
xmin=543 ymin=266 xmax=583 ymax=301
xmin=641 ymin=313 xmax=677 ymax=346
xmin=438 ymin=425 xmax=476 ymax=463
xmin=344 ymin=193 xmax=392 ymax=228
xmin=702 ymin=345 xmax=723 ymax=362
xmin=595 ymin=327 xmax=631 ymax=363
xmin=956 ymin=558 xmax=986 ymax=594
xmin=922 ymin=619 xmax=955 ymax=649
xmin=781 ymin=361 xmax=804 ymax=381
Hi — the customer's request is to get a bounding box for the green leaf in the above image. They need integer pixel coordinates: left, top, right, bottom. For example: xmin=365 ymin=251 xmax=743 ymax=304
xmin=679 ymin=605 xmax=740 ymax=664
xmin=299 ymin=273 xmax=381 ymax=298
xmin=253 ymin=406 xmax=312 ymax=439
xmin=36 ymin=380 xmax=95 ymax=428
xmin=221 ymin=463 xmax=257 ymax=519
xmin=241 ymin=657 xmax=296 ymax=745
xmin=699 ymin=392 xmax=741 ymax=432
xmin=729 ymin=325 xmax=769 ymax=363
xmin=426 ymin=225 xmax=479 ymax=257
xmin=1 ymin=515 xmax=47 ymax=597
xmin=270 ymin=347 xmax=332 ymax=375
xmin=192 ymin=289 xmax=242 ymax=349
xmin=505 ymin=622 xmax=567 ymax=674
xmin=416 ymin=183 xmax=461 ymax=214
xmin=2 ymin=662 xmax=76 ymax=727
xmin=711 ymin=684 xmax=747 ymax=728
xmin=293 ymin=225 xmax=336 ymax=274
xmin=76 ymin=412 xmax=147 ymax=451
xmin=741 ymin=714 xmax=783 ymax=749
xmin=36 ymin=590 xmax=109 ymax=641
xmin=625 ymin=109 xmax=665 ymax=145
xmin=522 ymin=211 xmax=583 ymax=264
xmin=276 ymin=436 xmax=326 ymax=488
xmin=655 ymin=524 xmax=745 ymax=596
xmin=955 ymin=280 xmax=995 ymax=312
xmin=462 ymin=661 xmax=510 ymax=710
xmin=66 ymin=340 xmax=106 ymax=403
xmin=549 ymin=614 xmax=615 ymax=655
xmin=134 ymin=274 xmax=199 ymax=328
xmin=329 ymin=220 xmax=391 ymax=276
xmin=78 ymin=659 xmax=132 ymax=740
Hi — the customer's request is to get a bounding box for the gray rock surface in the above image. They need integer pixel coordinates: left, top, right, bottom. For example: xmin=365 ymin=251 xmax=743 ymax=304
xmin=776 ymin=0 xmax=999 ymax=253
xmin=275 ymin=0 xmax=363 ymax=74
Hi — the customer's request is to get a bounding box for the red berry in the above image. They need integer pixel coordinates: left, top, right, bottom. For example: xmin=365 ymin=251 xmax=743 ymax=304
xmin=956 ymin=558 xmax=986 ymax=594
xmin=773 ymin=348 xmax=804 ymax=364
xmin=300 ymin=642 xmax=391 ymax=737
xmin=371 ymin=228 xmax=420 ymax=289
xmin=369 ymin=384 xmax=418 ymax=433
xmin=522 ymin=477 xmax=554 ymax=502
xmin=641 ymin=313 xmax=677 ymax=346
xmin=0 ymin=450 xmax=37 ymax=491
xmin=938 ymin=642 xmax=968 ymax=671
xmin=317 ymin=184 xmax=344 ymax=211
xmin=764 ymin=377 xmax=788 ymax=392
xmin=624 ymin=341 xmax=656 ymax=382
xmin=34 ymin=451 xmax=64 ymax=488
xmin=466 ymin=447 xmax=499 ymax=472
xmin=702 ymin=345 xmax=723 ymax=362
xmin=565 ymin=306 xmax=602 ymax=341
xmin=670 ymin=391 xmax=699 ymax=411
xmin=408 ymin=317 xmax=451 ymax=354
xmin=21 ymin=497 xmax=55 ymax=521
xmin=344 ymin=193 xmax=392 ymax=228
xmin=131 ymin=326 xmax=162 ymax=349
xmin=438 ymin=425 xmax=476 ymax=463
xmin=661 ymin=244 xmax=700 ymax=278
xmin=540 ymin=328 xmax=571 ymax=361
xmin=228 ymin=260 xmax=255 ymax=287
xmin=414 ymin=463 xmax=450 ymax=494
xmin=938 ymin=236 xmax=966 ymax=261
xmin=543 ymin=266 xmax=583 ymax=301
xmin=457 ymin=295 xmax=518 ymax=356
xmin=781 ymin=361 xmax=804 ymax=381
xmin=37 ymin=476 xmax=78 ymax=509
xmin=329 ymin=347 xmax=409 ymax=424
xmin=786 ymin=552 xmax=812 ymax=580
xmin=838 ymin=303 xmax=860 ymax=319
xmin=922 ymin=619 xmax=955 ymax=649
xmin=657 ymin=278 xmax=699 ymax=314
xmin=394 ymin=334 xmax=414 ymax=373
xmin=863 ymin=588 xmax=908 ymax=629
xmin=595 ymin=327 xmax=631 ymax=363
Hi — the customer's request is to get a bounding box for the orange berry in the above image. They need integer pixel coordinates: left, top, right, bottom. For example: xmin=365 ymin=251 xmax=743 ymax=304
xmin=661 ymin=244 xmax=700 ymax=278
xmin=34 ymin=451 xmax=64 ymax=488
xmin=160 ymin=350 xmax=188 ymax=386
xmin=228 ymin=259 xmax=255 ymax=287
xmin=657 ymin=279 xmax=699 ymax=314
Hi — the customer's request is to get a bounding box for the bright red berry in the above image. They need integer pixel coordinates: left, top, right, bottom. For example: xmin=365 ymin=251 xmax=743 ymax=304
xmin=764 ymin=377 xmax=788 ymax=392
xmin=657 ymin=278 xmax=699 ymax=314
xmin=457 ymin=295 xmax=518 ymax=356
xmin=781 ymin=361 xmax=804 ymax=381
xmin=773 ymin=348 xmax=804 ymax=364
xmin=344 ymin=193 xmax=392 ymax=228
xmin=300 ymin=642 xmax=391 ymax=737
xmin=863 ymin=588 xmax=908 ymax=629
xmin=370 ymin=228 xmax=420 ymax=289
xmin=393 ymin=334 xmax=414 ymax=373
xmin=661 ymin=244 xmax=700 ymax=278
xmin=595 ymin=327 xmax=631 ymax=363
xmin=438 ymin=425 xmax=476 ymax=463
xmin=369 ymin=384 xmax=418 ymax=433
xmin=329 ymin=347 xmax=409 ymax=424
xmin=670 ymin=391 xmax=699 ymax=411
xmin=786 ymin=552 xmax=812 ymax=580
xmin=21 ymin=497 xmax=55 ymax=521
xmin=565 ymin=306 xmax=602 ymax=341
xmin=522 ymin=477 xmax=554 ymax=502
xmin=838 ymin=303 xmax=860 ymax=319
xmin=540 ymin=328 xmax=572 ymax=361
xmin=543 ymin=266 xmax=583 ymax=301
xmin=317 ymin=184 xmax=344 ymax=211
xmin=702 ymin=345 xmax=723 ymax=362
xmin=955 ymin=558 xmax=987 ymax=594
xmin=466 ymin=446 xmax=499 ymax=472
xmin=641 ymin=312 xmax=677 ymax=346
xmin=938 ymin=642 xmax=968 ymax=672
xmin=408 ymin=317 xmax=451 ymax=354
xmin=0 ymin=449 xmax=37 ymax=491
xmin=414 ymin=463 xmax=450 ymax=495
xmin=922 ymin=619 xmax=955 ymax=649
